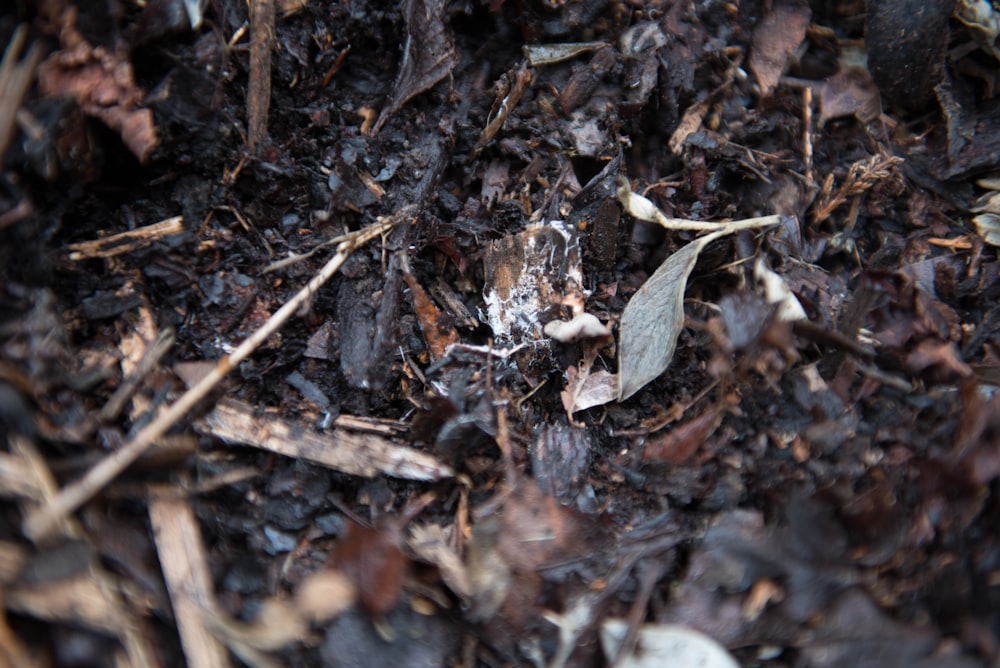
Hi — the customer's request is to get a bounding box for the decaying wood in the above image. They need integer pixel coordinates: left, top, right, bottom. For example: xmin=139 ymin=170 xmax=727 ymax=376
xmin=99 ymin=328 xmax=175 ymax=423
xmin=23 ymin=214 xmax=403 ymax=542
xmin=149 ymin=497 xmax=230 ymax=668
xmin=198 ymin=398 xmax=454 ymax=481
xmin=65 ymin=216 xmax=185 ymax=261
xmin=7 ymin=435 xmax=158 ymax=667
xmin=482 ymin=221 xmax=582 ymax=342
xmin=247 ymin=0 xmax=275 ymax=151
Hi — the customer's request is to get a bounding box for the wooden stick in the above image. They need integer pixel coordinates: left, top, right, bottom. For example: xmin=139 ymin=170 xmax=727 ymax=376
xmin=24 ymin=215 xmax=402 ymax=541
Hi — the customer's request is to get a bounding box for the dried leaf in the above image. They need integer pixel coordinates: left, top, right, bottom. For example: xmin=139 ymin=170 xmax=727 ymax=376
xmin=748 ymin=4 xmax=811 ymax=97
xmin=36 ymin=8 xmax=158 ymax=161
xmin=617 ymin=234 xmax=713 ymax=401
xmin=816 ymin=64 xmax=881 ymax=126
xmin=642 ymin=406 xmax=723 ymax=463
xmin=973 ymin=212 xmax=1000 ymax=246
xmin=523 ymin=42 xmax=606 ymax=66
xmin=329 ymin=521 xmax=407 ymax=616
xmin=372 ymin=0 xmax=459 ymax=133
xmin=401 ymin=254 xmax=459 ymax=360
xmin=561 ymin=366 xmax=619 ymax=414
xmin=600 ymin=619 xmax=739 ymax=668
xmin=616 ymin=181 xmax=780 ymax=400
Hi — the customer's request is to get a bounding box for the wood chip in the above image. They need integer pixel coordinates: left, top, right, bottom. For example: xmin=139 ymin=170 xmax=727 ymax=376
xmin=149 ymin=497 xmax=231 ymax=668
xmin=199 ymin=398 xmax=454 ymax=481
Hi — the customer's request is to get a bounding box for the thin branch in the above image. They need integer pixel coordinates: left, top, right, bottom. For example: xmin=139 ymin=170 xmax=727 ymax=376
xmin=24 ymin=213 xmax=407 ymax=541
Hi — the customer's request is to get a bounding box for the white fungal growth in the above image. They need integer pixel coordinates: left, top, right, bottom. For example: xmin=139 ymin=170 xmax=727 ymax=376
xmin=482 ymin=220 xmax=583 ymax=343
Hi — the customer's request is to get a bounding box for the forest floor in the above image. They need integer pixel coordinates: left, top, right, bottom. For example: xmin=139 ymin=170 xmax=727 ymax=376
xmin=1 ymin=0 xmax=999 ymax=666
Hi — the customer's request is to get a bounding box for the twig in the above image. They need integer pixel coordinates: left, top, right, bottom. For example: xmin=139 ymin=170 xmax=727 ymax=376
xmin=149 ymin=497 xmax=231 ymax=668
xmin=65 ymin=216 xmax=184 ymax=260
xmin=247 ymin=0 xmax=275 ymax=152
xmin=99 ymin=328 xmax=175 ymax=422
xmin=23 ymin=214 xmax=405 ymax=541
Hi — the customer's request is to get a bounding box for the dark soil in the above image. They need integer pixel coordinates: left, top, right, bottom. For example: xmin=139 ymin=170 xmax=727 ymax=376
xmin=2 ymin=0 xmax=1000 ymax=666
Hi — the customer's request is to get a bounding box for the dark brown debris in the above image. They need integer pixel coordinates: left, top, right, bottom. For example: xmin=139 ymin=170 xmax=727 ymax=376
xmin=2 ymin=0 xmax=1000 ymax=666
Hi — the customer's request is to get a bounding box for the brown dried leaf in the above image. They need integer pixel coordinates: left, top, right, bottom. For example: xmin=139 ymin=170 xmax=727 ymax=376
xmin=36 ymin=7 xmax=158 ymax=161
xmin=401 ymin=256 xmax=459 ymax=360
xmin=748 ymin=4 xmax=811 ymax=97
xmin=372 ymin=0 xmax=459 ymax=133
xmin=494 ymin=478 xmax=587 ymax=573
xmin=642 ymin=406 xmax=723 ymax=463
xmin=329 ymin=521 xmax=408 ymax=616
xmin=816 ymin=65 xmax=881 ymax=126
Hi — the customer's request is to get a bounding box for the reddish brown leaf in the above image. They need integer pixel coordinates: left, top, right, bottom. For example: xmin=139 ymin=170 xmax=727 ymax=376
xmin=748 ymin=4 xmax=811 ymax=96
xmin=36 ymin=6 xmax=158 ymax=161
xmin=642 ymin=406 xmax=723 ymax=463
xmin=329 ymin=521 xmax=407 ymax=616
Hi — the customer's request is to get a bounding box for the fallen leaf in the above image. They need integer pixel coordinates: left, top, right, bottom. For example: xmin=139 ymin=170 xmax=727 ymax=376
xmin=642 ymin=406 xmax=723 ymax=463
xmin=616 ymin=180 xmax=779 ymax=400
xmin=972 ymin=212 xmax=1000 ymax=246
xmin=600 ymin=619 xmax=739 ymax=668
xmin=816 ymin=64 xmax=881 ymax=126
xmin=561 ymin=366 xmax=618 ymax=414
xmin=748 ymin=4 xmax=811 ymax=97
xmin=328 ymin=521 xmax=407 ymax=616
xmin=36 ymin=7 xmax=158 ymax=161
xmin=617 ymin=233 xmax=716 ymax=401
xmin=401 ymin=254 xmax=459 ymax=360
xmin=372 ymin=0 xmax=459 ymax=133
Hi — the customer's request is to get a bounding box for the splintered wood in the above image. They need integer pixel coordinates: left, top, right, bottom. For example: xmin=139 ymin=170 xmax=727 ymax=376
xmin=23 ymin=216 xmax=400 ymax=542
xmin=149 ymin=498 xmax=230 ymax=668
xmin=199 ymin=399 xmax=454 ymax=481
xmin=65 ymin=216 xmax=185 ymax=260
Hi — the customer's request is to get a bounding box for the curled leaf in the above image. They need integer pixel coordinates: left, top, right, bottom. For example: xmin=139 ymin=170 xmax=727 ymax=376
xmin=616 ymin=213 xmax=779 ymax=401
xmin=617 ymin=234 xmax=716 ymax=400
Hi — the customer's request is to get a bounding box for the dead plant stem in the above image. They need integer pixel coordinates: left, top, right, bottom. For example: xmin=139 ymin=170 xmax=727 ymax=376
xmin=24 ymin=215 xmax=403 ymax=541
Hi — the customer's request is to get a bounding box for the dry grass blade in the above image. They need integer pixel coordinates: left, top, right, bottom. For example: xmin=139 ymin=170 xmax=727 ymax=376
xmin=23 ymin=213 xmax=405 ymax=541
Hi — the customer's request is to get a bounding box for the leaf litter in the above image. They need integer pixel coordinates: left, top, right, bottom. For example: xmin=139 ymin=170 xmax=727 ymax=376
xmin=4 ymin=1 xmax=1000 ymax=666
